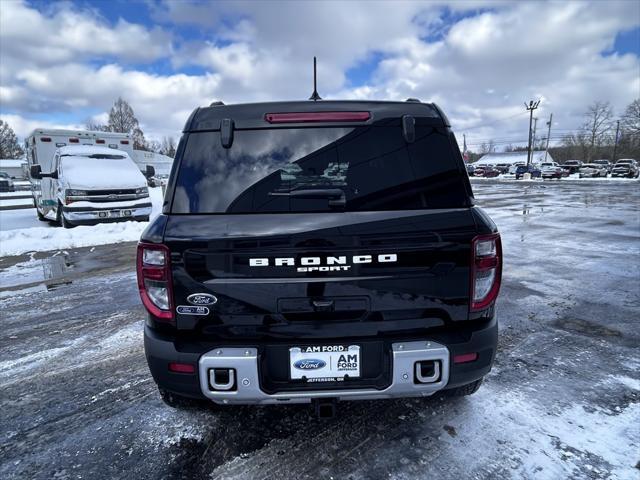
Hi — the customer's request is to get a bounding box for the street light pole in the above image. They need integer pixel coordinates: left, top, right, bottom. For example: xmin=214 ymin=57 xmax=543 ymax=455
xmin=525 ymin=100 xmax=541 ymax=167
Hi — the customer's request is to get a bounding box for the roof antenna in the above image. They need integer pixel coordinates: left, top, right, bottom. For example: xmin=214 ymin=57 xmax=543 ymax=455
xmin=309 ymin=56 xmax=322 ymax=101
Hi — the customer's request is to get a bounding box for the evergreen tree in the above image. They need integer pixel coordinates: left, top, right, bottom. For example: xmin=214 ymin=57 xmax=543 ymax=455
xmin=0 ymin=119 xmax=24 ymax=159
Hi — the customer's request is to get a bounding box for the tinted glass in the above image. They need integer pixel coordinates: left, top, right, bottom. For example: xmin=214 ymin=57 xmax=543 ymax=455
xmin=172 ymin=125 xmax=469 ymax=214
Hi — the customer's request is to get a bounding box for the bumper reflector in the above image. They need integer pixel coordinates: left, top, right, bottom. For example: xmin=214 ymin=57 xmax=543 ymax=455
xmin=168 ymin=362 xmax=195 ymax=374
xmin=453 ymin=352 xmax=478 ymax=364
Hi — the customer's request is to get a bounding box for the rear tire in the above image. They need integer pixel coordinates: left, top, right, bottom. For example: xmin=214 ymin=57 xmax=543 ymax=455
xmin=443 ymin=378 xmax=483 ymax=397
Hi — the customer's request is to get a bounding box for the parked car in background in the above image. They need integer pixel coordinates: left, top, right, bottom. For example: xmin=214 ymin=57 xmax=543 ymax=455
xmin=465 ymin=164 xmax=475 ymax=176
xmin=472 ymin=164 xmax=488 ymax=176
xmin=481 ymin=166 xmax=501 ymax=178
xmin=494 ymin=163 xmax=511 ymax=174
xmin=472 ymin=164 xmax=500 ymax=177
xmin=515 ymin=164 xmax=541 ymax=179
xmin=562 ymin=160 xmax=583 ymax=174
xmin=148 ymin=174 xmax=170 ymax=188
xmin=579 ymin=163 xmax=608 ymax=178
xmin=30 ymin=145 xmax=152 ymax=228
xmin=508 ymin=162 xmax=526 ymax=174
xmin=611 ymin=159 xmax=639 ymax=178
xmin=541 ymin=162 xmax=564 ymax=179
xmin=592 ymin=159 xmax=612 ymax=174
xmin=0 ymin=172 xmax=15 ymax=192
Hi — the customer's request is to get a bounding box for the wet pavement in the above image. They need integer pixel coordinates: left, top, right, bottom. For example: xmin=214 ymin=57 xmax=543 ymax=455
xmin=0 ymin=181 xmax=638 ymax=480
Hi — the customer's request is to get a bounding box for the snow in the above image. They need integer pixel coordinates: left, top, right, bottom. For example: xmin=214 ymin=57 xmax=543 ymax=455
xmin=0 ymin=187 xmax=164 ymax=257
xmin=0 ymin=221 xmax=147 ymax=257
xmin=61 ymin=154 xmax=147 ymax=190
xmin=0 ymin=192 xmax=31 ymax=198
xmin=0 ymin=208 xmax=50 ymax=230
xmin=476 ymin=150 xmax=555 ymax=166
xmin=0 ymin=159 xmax=26 ymax=168
xmin=0 ymin=198 xmax=33 ymax=208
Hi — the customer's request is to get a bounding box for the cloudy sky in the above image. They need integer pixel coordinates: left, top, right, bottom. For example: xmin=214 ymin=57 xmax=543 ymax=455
xmin=1 ymin=0 xmax=638 ymax=151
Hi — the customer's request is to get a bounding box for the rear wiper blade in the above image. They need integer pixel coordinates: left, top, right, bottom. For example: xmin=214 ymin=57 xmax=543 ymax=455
xmin=269 ymin=188 xmax=346 ymax=207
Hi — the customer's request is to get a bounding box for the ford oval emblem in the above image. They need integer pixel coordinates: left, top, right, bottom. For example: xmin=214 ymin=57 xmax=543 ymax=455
xmin=293 ymin=359 xmax=326 ymax=370
xmin=187 ymin=293 xmax=218 ymax=306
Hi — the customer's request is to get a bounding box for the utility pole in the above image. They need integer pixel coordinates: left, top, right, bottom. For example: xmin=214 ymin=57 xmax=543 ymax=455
xmin=612 ymin=120 xmax=620 ymax=163
xmin=532 ymin=117 xmax=538 ymax=151
xmin=544 ymin=113 xmax=553 ymax=162
xmin=462 ymin=133 xmax=467 ymax=162
xmin=525 ymin=100 xmax=541 ymax=167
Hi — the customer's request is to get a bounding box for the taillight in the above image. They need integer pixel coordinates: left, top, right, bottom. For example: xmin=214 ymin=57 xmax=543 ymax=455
xmin=136 ymin=243 xmax=174 ymax=322
xmin=470 ymin=233 xmax=502 ymax=312
xmin=265 ymin=111 xmax=371 ymax=123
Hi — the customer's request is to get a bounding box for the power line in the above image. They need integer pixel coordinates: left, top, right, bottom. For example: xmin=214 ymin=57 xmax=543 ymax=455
xmin=455 ymin=110 xmax=528 ymax=131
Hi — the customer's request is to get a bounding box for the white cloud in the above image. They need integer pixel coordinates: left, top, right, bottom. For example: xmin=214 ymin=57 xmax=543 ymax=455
xmin=0 ymin=0 xmax=638 ymax=150
xmin=1 ymin=114 xmax=83 ymax=139
xmin=0 ymin=0 xmax=172 ymax=67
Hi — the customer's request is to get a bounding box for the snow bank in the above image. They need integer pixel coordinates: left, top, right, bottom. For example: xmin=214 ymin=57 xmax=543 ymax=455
xmin=0 ymin=187 xmax=164 ymax=257
xmin=0 ymin=221 xmax=147 ymax=257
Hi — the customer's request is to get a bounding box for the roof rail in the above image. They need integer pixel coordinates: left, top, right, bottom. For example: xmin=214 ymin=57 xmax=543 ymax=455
xmin=209 ymin=101 xmax=225 ymax=107
xmin=405 ymin=98 xmax=421 ymax=103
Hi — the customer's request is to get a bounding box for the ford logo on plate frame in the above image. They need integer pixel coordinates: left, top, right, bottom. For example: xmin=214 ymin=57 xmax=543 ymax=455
xmin=187 ymin=293 xmax=218 ymax=306
xmin=293 ymin=359 xmax=326 ymax=370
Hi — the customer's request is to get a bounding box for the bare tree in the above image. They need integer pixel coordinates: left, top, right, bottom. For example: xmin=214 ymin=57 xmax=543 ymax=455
xmin=0 ymin=119 xmax=24 ymax=159
xmin=160 ymin=136 xmax=177 ymax=158
xmin=561 ymin=132 xmax=590 ymax=161
xmin=85 ymin=121 xmax=108 ymax=132
xmin=479 ymin=140 xmax=495 ymax=154
xmin=619 ymin=99 xmax=640 ymax=150
xmin=147 ymin=139 xmax=162 ymax=154
xmin=581 ymin=101 xmax=613 ymax=159
xmin=107 ymin=97 xmax=148 ymax=150
xmin=620 ymin=99 xmax=640 ymax=135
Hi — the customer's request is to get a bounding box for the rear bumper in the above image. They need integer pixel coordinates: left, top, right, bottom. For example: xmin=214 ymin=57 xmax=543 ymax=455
xmin=144 ymin=316 xmax=498 ymax=404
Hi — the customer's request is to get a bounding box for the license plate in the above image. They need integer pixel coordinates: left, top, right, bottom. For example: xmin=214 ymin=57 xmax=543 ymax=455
xmin=289 ymin=345 xmax=360 ymax=382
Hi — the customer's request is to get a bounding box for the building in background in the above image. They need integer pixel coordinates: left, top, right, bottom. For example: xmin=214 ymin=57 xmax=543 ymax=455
xmin=476 ymin=150 xmax=554 ymax=166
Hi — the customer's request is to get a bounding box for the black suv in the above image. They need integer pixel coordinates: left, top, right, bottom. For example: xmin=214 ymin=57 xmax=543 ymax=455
xmin=137 ymin=99 xmax=501 ymax=415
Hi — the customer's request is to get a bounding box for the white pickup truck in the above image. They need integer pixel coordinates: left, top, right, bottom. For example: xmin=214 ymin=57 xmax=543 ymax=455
xmin=30 ymin=145 xmax=152 ymax=228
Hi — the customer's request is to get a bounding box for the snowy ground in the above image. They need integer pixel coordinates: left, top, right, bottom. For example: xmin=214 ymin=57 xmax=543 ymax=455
xmin=0 ymin=182 xmax=638 ymax=480
xmin=0 ymin=197 xmax=33 ymax=209
xmin=0 ymin=187 xmax=164 ymax=257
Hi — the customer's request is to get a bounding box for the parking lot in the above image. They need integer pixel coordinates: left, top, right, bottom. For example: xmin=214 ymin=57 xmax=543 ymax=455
xmin=0 ymin=180 xmax=638 ymax=480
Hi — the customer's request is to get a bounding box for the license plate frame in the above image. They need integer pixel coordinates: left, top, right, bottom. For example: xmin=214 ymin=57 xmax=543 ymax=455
xmin=289 ymin=344 xmax=361 ymax=382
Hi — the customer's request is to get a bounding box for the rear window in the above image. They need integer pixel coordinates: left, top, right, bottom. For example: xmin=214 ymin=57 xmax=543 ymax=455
xmin=172 ymin=124 xmax=469 ymax=214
